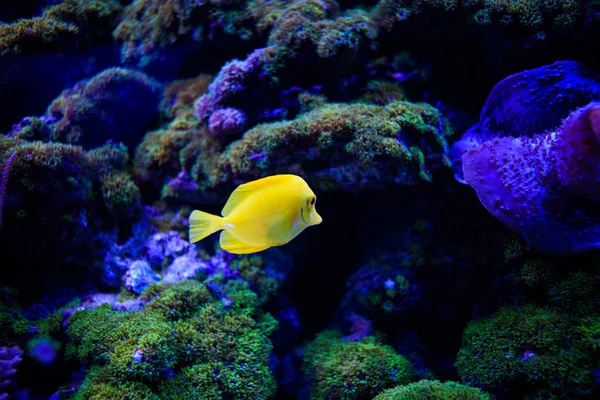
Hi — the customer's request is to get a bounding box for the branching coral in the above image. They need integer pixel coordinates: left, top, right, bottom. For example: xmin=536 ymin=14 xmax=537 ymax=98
xmin=303 ymin=329 xmax=415 ymax=399
xmin=66 ymin=280 xmax=278 ymax=399
xmin=0 ymin=0 xmax=122 ymax=55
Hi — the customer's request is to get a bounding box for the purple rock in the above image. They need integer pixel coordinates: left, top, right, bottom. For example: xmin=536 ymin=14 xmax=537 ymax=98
xmin=144 ymin=231 xmax=191 ymax=268
xmin=162 ymin=254 xmax=208 ymax=283
xmin=124 ymin=260 xmax=160 ymax=294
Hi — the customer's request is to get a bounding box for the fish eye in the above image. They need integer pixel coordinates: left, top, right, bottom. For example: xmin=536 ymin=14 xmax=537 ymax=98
xmin=308 ymin=196 xmax=316 ymax=206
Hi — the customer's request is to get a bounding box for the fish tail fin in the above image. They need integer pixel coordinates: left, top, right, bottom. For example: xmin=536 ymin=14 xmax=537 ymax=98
xmin=189 ymin=210 xmax=224 ymax=243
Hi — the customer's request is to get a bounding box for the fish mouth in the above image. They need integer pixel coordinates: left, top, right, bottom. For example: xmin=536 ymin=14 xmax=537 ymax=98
xmin=299 ymin=207 xmax=308 ymax=224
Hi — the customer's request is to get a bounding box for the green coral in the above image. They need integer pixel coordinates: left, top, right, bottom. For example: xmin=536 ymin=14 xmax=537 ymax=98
xmin=135 ymin=99 xmax=453 ymax=201
xmin=455 ymin=304 xmax=595 ymax=399
xmin=195 ymin=100 xmax=452 ymax=191
xmin=0 ymin=0 xmax=122 ymax=55
xmin=303 ymin=330 xmax=414 ymax=400
xmin=66 ymin=280 xmax=277 ymax=399
xmin=74 ymin=367 xmax=159 ymax=400
xmin=373 ymin=379 xmax=490 ymax=400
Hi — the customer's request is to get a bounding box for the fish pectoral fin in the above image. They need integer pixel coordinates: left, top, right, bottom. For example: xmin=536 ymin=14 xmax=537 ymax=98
xmin=220 ymin=231 xmax=270 ymax=254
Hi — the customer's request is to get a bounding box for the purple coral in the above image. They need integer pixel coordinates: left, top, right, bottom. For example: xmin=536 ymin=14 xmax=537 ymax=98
xmin=194 ymin=48 xmax=264 ymax=123
xmin=0 ymin=346 xmax=23 ymax=400
xmin=208 ymin=107 xmax=247 ymax=137
xmin=451 ymin=61 xmax=600 ymax=183
xmin=463 ymin=102 xmax=600 ymax=254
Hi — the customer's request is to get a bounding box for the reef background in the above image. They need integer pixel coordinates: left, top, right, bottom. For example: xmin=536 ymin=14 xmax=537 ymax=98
xmin=1 ymin=1 xmax=600 ymax=399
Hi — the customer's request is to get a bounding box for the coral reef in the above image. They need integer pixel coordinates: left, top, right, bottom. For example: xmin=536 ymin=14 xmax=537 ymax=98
xmin=302 ymin=329 xmax=415 ymax=399
xmin=373 ymin=379 xmax=490 ymax=400
xmin=3 ymin=1 xmax=600 ymax=399
xmin=462 ymin=102 xmax=600 ymax=254
xmin=113 ymin=0 xmax=266 ymax=67
xmin=0 ymin=151 xmax=16 ymax=233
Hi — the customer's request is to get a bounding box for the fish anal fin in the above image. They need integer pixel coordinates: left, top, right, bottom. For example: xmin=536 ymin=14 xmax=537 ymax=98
xmin=219 ymin=231 xmax=270 ymax=254
xmin=221 ymin=174 xmax=305 ymax=217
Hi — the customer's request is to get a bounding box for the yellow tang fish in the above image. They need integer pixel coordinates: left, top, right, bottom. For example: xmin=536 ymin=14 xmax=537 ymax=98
xmin=188 ymin=174 xmax=323 ymax=254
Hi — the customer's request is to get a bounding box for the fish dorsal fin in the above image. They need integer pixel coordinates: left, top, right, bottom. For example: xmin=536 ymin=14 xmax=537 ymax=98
xmin=221 ymin=174 xmax=304 ymax=217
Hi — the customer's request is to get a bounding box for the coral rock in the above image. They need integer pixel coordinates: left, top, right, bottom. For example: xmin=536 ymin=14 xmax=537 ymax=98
xmin=452 ymin=61 xmax=600 ymax=183
xmin=463 ymin=102 xmax=600 ymax=254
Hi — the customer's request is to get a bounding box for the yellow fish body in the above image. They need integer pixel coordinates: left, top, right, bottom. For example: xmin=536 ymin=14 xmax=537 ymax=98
xmin=188 ymin=174 xmax=323 ymax=254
